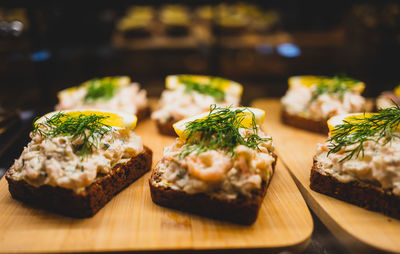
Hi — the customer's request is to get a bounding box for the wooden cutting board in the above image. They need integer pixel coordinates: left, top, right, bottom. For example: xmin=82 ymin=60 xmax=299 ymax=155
xmin=0 ymin=115 xmax=312 ymax=253
xmin=252 ymin=99 xmax=400 ymax=254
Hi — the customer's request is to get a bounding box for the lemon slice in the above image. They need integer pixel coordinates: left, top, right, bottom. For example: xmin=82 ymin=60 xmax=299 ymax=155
xmin=327 ymin=113 xmax=373 ymax=133
xmin=394 ymin=85 xmax=400 ymax=97
xmin=36 ymin=109 xmax=137 ymax=130
xmin=288 ymin=76 xmax=323 ymax=88
xmin=166 ymin=75 xmax=243 ymax=97
xmin=173 ymin=107 xmax=265 ymax=139
xmin=57 ymin=76 xmax=131 ymax=99
xmin=289 ymin=75 xmax=365 ymax=93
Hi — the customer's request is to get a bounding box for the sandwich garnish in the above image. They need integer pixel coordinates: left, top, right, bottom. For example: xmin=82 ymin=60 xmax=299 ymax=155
xmin=33 ymin=110 xmax=137 ymax=157
xmin=84 ymin=78 xmax=118 ymax=102
xmin=393 ymin=84 xmax=400 ymax=96
xmin=33 ymin=112 xmax=112 ymax=157
xmin=327 ymin=103 xmax=400 ymax=162
xmin=177 ymin=105 xmax=269 ymax=158
xmin=311 ymin=75 xmax=362 ymax=101
xmin=180 ymin=78 xmax=226 ymax=101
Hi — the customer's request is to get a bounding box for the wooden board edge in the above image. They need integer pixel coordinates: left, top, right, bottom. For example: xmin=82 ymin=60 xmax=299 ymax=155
xmin=0 ymin=240 xmax=311 ymax=254
xmin=279 ymin=156 xmax=398 ymax=254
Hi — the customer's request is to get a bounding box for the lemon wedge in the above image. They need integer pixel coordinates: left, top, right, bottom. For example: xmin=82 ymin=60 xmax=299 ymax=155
xmin=173 ymin=107 xmax=265 ymax=139
xmin=288 ymin=76 xmax=323 ymax=88
xmin=57 ymin=76 xmax=131 ymax=99
xmin=394 ymin=85 xmax=400 ymax=97
xmin=289 ymin=75 xmax=365 ymax=93
xmin=36 ymin=109 xmax=137 ymax=130
xmin=327 ymin=113 xmax=374 ymax=133
xmin=166 ymin=75 xmax=243 ymax=97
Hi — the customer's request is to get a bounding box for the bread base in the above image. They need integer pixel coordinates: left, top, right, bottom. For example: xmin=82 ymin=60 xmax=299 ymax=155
xmin=149 ymin=153 xmax=277 ymax=225
xmin=6 ymin=146 xmax=153 ymax=218
xmin=155 ymin=118 xmax=177 ymax=136
xmin=310 ymin=159 xmax=400 ymax=220
xmin=137 ymin=106 xmax=151 ymax=122
xmin=281 ymin=110 xmax=328 ymax=134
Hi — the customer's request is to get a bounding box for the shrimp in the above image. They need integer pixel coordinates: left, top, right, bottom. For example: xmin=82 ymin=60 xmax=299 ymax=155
xmin=186 ymin=150 xmax=232 ymax=182
xmin=237 ymin=156 xmax=249 ymax=173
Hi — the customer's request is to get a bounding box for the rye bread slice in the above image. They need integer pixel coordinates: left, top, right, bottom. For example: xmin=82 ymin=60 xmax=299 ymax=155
xmin=136 ymin=106 xmax=151 ymax=122
xmin=281 ymin=109 xmax=328 ymax=134
xmin=155 ymin=117 xmax=178 ymax=136
xmin=310 ymin=158 xmax=400 ymax=220
xmin=149 ymin=153 xmax=277 ymax=225
xmin=5 ymin=146 xmax=153 ymax=218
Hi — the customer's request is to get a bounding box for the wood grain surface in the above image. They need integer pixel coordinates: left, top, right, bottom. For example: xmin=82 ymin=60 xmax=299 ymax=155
xmin=252 ymin=99 xmax=400 ymax=254
xmin=0 ymin=112 xmax=312 ymax=253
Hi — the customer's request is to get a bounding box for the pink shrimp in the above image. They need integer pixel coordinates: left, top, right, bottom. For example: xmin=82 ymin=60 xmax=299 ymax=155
xmin=186 ymin=151 xmax=232 ymax=182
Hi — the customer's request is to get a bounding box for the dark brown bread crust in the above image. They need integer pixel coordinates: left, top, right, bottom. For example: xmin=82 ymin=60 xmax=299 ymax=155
xmin=5 ymin=146 xmax=153 ymax=218
xmin=149 ymin=153 xmax=277 ymax=225
xmin=281 ymin=109 xmax=328 ymax=134
xmin=310 ymin=159 xmax=400 ymax=220
xmin=155 ymin=117 xmax=178 ymax=136
xmin=136 ymin=106 xmax=151 ymax=122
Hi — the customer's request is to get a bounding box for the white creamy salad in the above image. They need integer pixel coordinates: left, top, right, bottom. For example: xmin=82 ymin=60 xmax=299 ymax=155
xmin=152 ymin=85 xmax=240 ymax=123
xmin=154 ymin=118 xmax=275 ymax=199
xmin=376 ymin=92 xmax=400 ymax=109
xmin=281 ymin=77 xmax=366 ymax=120
xmin=8 ymin=113 xmax=143 ymax=192
xmin=56 ymin=77 xmax=148 ymax=115
xmin=315 ymin=136 xmax=400 ymax=196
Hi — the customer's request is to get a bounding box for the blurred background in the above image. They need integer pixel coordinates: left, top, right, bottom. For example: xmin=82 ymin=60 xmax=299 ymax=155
xmin=1 ymin=0 xmax=399 ymax=110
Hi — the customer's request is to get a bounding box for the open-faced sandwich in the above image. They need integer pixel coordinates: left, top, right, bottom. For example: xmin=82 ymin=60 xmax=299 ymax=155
xmin=151 ymin=75 xmax=243 ymax=136
xmin=311 ymin=108 xmax=400 ymax=219
xmin=149 ymin=105 xmax=277 ymax=224
xmin=376 ymin=85 xmax=400 ymax=109
xmin=56 ymin=76 xmax=150 ymax=120
xmin=6 ymin=110 xmax=152 ymax=217
xmin=281 ymin=75 xmax=366 ymax=133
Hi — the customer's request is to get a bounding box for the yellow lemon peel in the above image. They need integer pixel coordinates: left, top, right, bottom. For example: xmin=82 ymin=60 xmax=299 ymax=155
xmin=36 ymin=110 xmax=137 ymax=130
xmin=173 ymin=107 xmax=265 ymax=140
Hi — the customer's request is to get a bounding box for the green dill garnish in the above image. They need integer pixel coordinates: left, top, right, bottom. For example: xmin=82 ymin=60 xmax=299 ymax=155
xmin=84 ymin=78 xmax=118 ymax=102
xmin=180 ymin=78 xmax=226 ymax=101
xmin=328 ymin=103 xmax=400 ymax=162
xmin=33 ymin=112 xmax=112 ymax=157
xmin=311 ymin=75 xmax=360 ymax=101
xmin=179 ymin=105 xmax=270 ymax=158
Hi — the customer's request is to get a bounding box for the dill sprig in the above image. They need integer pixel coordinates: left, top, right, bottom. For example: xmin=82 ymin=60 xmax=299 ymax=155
xmin=33 ymin=112 xmax=112 ymax=157
xmin=180 ymin=78 xmax=226 ymax=101
xmin=179 ymin=105 xmax=270 ymax=158
xmin=311 ymin=75 xmax=360 ymax=101
xmin=328 ymin=103 xmax=400 ymax=162
xmin=84 ymin=78 xmax=117 ymax=102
